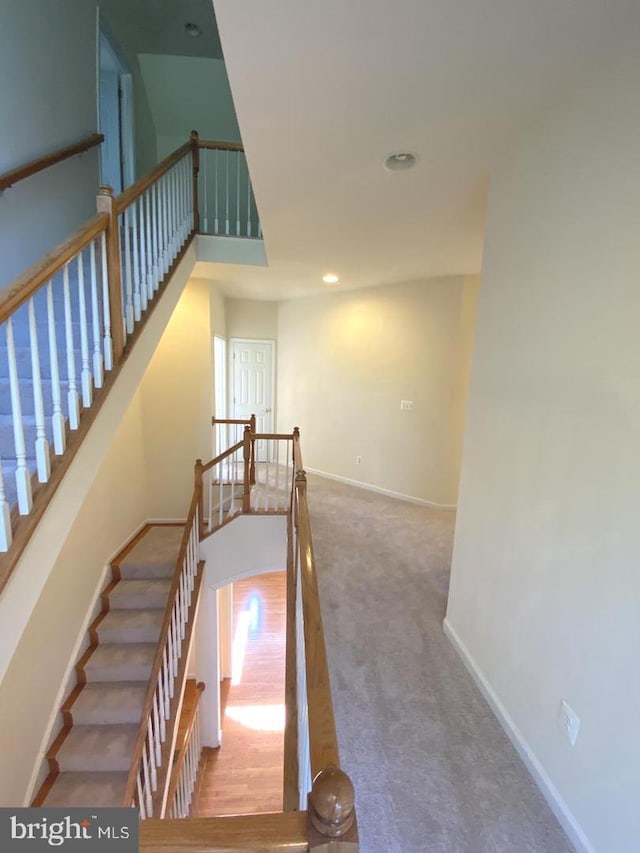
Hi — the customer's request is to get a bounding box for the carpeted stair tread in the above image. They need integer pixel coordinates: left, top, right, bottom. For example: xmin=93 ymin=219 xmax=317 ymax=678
xmin=97 ymin=608 xmax=164 ymax=645
xmin=43 ymin=772 xmax=128 ymax=808
xmin=118 ymin=526 xmax=183 ymax=579
xmin=109 ymin=578 xmax=171 ymax=610
xmin=70 ymin=682 xmax=148 ymax=726
xmin=56 ymin=724 xmax=138 ymax=772
xmin=83 ymin=643 xmax=156 ymax=683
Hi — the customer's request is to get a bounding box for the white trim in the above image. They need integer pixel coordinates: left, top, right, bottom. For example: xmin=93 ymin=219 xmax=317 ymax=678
xmin=304 ymin=467 xmax=457 ymax=511
xmin=442 ymin=618 xmax=594 ymax=853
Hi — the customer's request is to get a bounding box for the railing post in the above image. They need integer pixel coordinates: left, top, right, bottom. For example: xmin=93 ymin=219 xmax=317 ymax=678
xmin=96 ymin=185 xmax=124 ymax=363
xmin=249 ymin=413 xmax=257 ymax=485
xmin=194 ymin=458 xmax=204 ymax=539
xmin=242 ymin=425 xmax=251 ymax=513
xmin=308 ymin=765 xmax=358 ymax=849
xmin=190 ymin=130 xmax=200 ymax=234
xmin=295 ymin=468 xmax=306 ymax=530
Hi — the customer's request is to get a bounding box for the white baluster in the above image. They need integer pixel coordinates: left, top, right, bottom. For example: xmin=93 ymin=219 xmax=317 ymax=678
xmin=225 ymin=150 xmax=230 ymax=235
xmin=182 ymin=156 xmax=189 ymax=240
xmin=246 ymin=154 xmax=252 ymax=237
xmin=63 ymin=264 xmax=80 ymax=429
xmin=122 ymin=209 xmax=134 ymax=333
xmin=162 ymin=647 xmax=171 ymax=717
xmin=138 ymin=196 xmax=148 ymax=313
xmin=0 ymin=460 xmax=12 ymax=550
xmin=160 ymin=174 xmax=168 ymax=277
xmin=275 ymin=441 xmax=281 ymax=507
xmin=28 ymin=298 xmax=51 ymax=483
xmin=145 ymin=189 xmax=154 ymax=301
xmin=77 ymin=252 xmax=92 ymax=408
xmin=214 ymin=149 xmax=219 ymax=233
xmin=100 ymin=233 xmax=113 ymax=371
xmin=47 ymin=281 xmax=66 ymax=455
xmin=236 ymin=150 xmax=241 ymax=236
xmin=152 ymin=692 xmax=162 ymax=766
xmin=147 ymin=719 xmax=158 ymax=790
xmin=89 ymin=240 xmax=104 ymax=388
xmin=136 ymin=777 xmax=147 ymax=820
xmin=141 ymin=743 xmax=153 ymax=814
xmin=6 ymin=317 xmax=32 ymax=513
xmin=132 ymin=200 xmax=141 ymax=322
xmin=173 ymin=603 xmax=181 ymax=662
xmin=151 ymin=182 xmax=159 ymax=291
xmin=171 ymin=166 xmax=178 ymax=258
xmin=218 ymin=471 xmax=223 ymax=528
xmin=202 ymin=151 xmax=208 ymax=233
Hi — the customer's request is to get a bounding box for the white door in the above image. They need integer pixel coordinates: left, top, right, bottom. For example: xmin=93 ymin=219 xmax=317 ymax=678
xmin=230 ymin=339 xmax=274 ymax=442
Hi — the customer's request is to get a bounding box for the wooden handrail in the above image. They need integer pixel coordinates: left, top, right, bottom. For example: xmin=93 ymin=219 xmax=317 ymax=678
xmin=114 ymin=141 xmax=191 ymax=212
xmin=198 ymin=139 xmax=245 ymax=152
xmin=0 ymin=213 xmax=109 ymax=324
xmin=123 ymin=486 xmax=202 ymax=807
xmin=201 ymin=440 xmax=244 ymax=474
xmin=295 ymin=473 xmax=339 ymax=778
xmin=0 ymin=133 xmax=103 ymax=192
xmin=165 ymin=682 xmax=205 ymax=811
xmin=139 ymin=813 xmax=308 ymax=852
xmin=211 ymin=417 xmax=253 ymax=426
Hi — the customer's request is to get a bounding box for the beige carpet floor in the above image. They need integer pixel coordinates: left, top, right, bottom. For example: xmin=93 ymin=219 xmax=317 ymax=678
xmin=306 ymin=472 xmax=573 ymax=853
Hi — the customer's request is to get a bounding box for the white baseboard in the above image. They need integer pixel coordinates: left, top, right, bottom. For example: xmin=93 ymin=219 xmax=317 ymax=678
xmin=304 ymin=467 xmax=457 ymax=510
xmin=442 ymin=618 xmax=594 ymax=853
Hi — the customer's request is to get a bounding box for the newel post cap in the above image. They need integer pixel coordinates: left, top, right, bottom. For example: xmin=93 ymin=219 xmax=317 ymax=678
xmin=309 ymin=765 xmax=356 ymax=838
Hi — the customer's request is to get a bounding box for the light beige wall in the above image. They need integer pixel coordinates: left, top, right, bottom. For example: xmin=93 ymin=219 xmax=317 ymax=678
xmin=210 ymin=284 xmax=227 ymax=338
xmin=446 ymin=41 xmax=640 ymax=853
xmin=0 ymin=391 xmax=149 ymax=806
xmin=140 ymin=279 xmax=214 ymax=517
xmin=277 ymin=277 xmax=478 ymax=506
xmin=226 ymin=298 xmax=278 ymax=340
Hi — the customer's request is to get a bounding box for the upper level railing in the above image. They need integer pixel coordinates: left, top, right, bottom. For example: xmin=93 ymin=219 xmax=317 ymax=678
xmin=0 ymin=133 xmax=104 ymax=192
xmin=135 ymin=428 xmax=358 ymax=850
xmin=0 ymin=134 xmax=262 ymax=592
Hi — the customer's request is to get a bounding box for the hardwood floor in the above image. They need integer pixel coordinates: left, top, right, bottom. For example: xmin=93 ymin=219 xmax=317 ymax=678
xmin=194 ymin=571 xmax=286 ymax=816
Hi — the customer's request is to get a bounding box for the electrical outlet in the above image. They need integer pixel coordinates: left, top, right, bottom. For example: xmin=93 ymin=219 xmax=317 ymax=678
xmin=400 ymin=400 xmax=413 ymax=411
xmin=356 ymin=455 xmax=362 ymax=464
xmin=558 ymin=699 xmax=580 ymax=746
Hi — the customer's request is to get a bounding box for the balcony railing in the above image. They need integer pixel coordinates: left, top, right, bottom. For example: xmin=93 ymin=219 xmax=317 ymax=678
xmin=0 ymin=134 xmax=262 ymax=590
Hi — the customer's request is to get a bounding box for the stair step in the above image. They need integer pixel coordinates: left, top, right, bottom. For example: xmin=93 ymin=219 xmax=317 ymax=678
xmin=70 ymin=682 xmax=147 ymax=726
xmin=56 ymin=724 xmax=138 ymax=773
xmin=82 ymin=643 xmax=156 ymax=683
xmin=97 ymin=609 xmax=164 ymax=645
xmin=119 ymin=527 xmax=183 ymax=579
xmin=109 ymin=578 xmax=172 ymax=610
xmin=43 ymin=771 xmax=129 ymax=808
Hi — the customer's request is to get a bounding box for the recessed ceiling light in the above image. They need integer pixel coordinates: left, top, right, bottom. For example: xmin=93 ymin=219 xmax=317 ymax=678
xmin=322 ymin=273 xmax=339 ymax=284
xmin=185 ymin=22 xmax=203 ymax=38
xmin=384 ymin=152 xmax=418 ymax=171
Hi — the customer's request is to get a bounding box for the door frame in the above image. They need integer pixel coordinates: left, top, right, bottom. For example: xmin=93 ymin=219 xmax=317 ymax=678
xmin=228 ymin=338 xmax=276 ymax=429
xmin=96 ymin=10 xmax=136 ymax=191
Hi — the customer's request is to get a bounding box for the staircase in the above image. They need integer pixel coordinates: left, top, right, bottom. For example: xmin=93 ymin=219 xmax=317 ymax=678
xmin=35 ymin=524 xmax=183 ymax=808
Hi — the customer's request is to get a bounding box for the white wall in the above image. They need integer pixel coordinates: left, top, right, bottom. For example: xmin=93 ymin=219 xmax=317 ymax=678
xmin=138 ymin=55 xmax=240 ymax=159
xmin=140 ymin=279 xmax=215 ymax=518
xmin=0 ymin=391 xmax=149 ymax=806
xmin=446 ymin=40 xmax=640 ymax=853
xmin=0 ymin=0 xmax=100 ymax=289
xmin=226 ymin=298 xmax=278 ymax=340
xmin=277 ymin=277 xmax=478 ymax=506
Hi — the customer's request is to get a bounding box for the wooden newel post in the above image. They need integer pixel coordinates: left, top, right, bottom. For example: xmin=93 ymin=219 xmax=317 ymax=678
xmin=190 ymin=130 xmax=200 ymax=234
xmin=242 ymin=426 xmax=252 ymax=513
xmin=308 ymin=765 xmax=358 ymax=850
xmin=194 ymin=458 xmax=204 ymax=538
xmin=249 ymin=413 xmax=256 ymax=485
xmin=96 ymin=185 xmax=124 ymax=364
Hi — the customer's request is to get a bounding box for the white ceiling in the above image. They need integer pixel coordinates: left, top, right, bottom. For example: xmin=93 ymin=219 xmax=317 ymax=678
xmin=100 ymin=0 xmax=223 ymax=59
xmin=195 ymin=0 xmax=637 ymax=301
